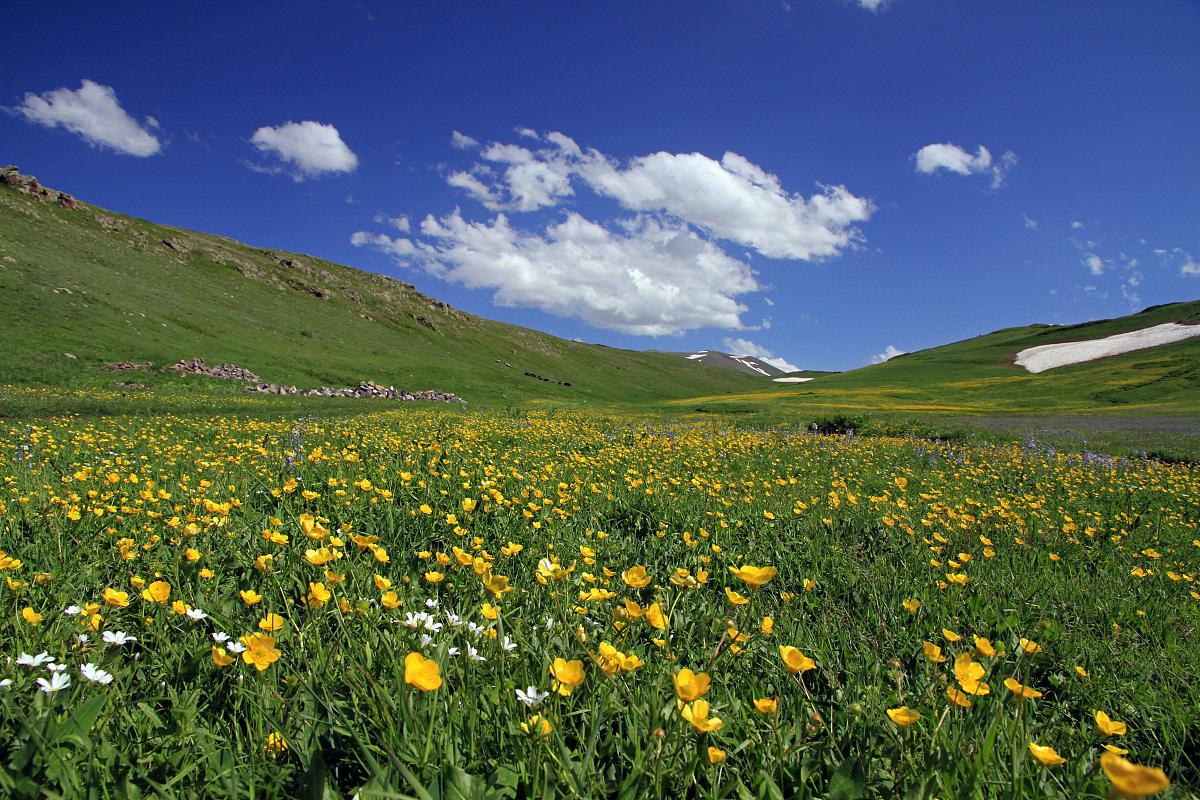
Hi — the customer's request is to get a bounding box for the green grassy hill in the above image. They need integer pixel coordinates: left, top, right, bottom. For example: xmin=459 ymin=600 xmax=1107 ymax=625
xmin=672 ymin=302 xmax=1200 ymax=417
xmin=0 ymin=173 xmax=766 ymax=414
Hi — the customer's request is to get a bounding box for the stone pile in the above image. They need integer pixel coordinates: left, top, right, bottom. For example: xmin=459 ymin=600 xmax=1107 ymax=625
xmin=246 ymin=380 xmax=463 ymax=403
xmin=169 ymin=358 xmax=262 ymax=382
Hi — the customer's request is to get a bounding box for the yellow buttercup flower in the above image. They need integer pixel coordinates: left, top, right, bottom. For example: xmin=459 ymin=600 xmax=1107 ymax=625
xmin=1100 ymin=751 xmax=1169 ymax=797
xmin=707 ymin=746 xmax=727 ymax=764
xmin=779 ymin=645 xmax=816 ymax=674
xmin=753 ymin=697 xmax=778 ymax=715
xmin=1095 ymin=710 xmax=1128 ymax=736
xmin=239 ymin=633 xmax=280 ymax=671
xmin=550 ymin=658 xmax=585 ymax=696
xmin=674 ymin=668 xmax=711 ymax=703
xmin=623 ymin=565 xmax=651 ymax=588
xmin=681 ymin=699 xmax=723 ymax=733
xmin=886 ymin=706 xmax=920 ymax=726
xmin=1028 ymin=743 xmax=1067 ymax=766
xmin=728 ymin=565 xmax=776 ymax=589
xmin=1003 ymin=678 xmax=1043 ymax=700
xmin=404 ymin=652 xmax=442 ymax=691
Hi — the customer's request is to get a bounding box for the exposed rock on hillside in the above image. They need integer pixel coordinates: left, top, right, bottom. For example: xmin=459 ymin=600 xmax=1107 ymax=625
xmin=169 ymin=358 xmax=261 ymax=382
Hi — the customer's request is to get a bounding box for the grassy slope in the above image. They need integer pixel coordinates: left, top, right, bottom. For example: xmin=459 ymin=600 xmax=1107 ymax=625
xmin=0 ymin=183 xmax=765 ymax=412
xmin=671 ymin=301 xmax=1200 ymax=417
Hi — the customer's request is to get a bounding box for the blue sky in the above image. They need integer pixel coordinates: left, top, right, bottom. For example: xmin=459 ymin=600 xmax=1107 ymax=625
xmin=3 ymin=1 xmax=1198 ymax=371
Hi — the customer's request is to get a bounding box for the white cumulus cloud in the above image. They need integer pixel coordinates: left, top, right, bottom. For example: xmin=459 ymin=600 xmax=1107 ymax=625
xmin=249 ymin=121 xmax=357 ymax=179
xmin=854 ymin=0 xmax=888 ymax=10
xmin=15 ymin=79 xmax=161 ymax=157
xmin=722 ymin=337 xmax=801 ymax=372
xmin=871 ymin=344 xmax=906 ymax=364
xmin=914 ymin=142 xmax=1016 ymax=188
xmin=1156 ymin=247 xmax=1200 ymax=278
xmin=354 ymin=212 xmax=758 ymax=336
xmin=444 ymin=131 xmax=873 ymax=261
xmin=1082 ymin=253 xmax=1106 ymax=276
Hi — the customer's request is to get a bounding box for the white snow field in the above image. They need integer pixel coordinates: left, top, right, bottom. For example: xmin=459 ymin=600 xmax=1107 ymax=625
xmin=1014 ymin=322 xmax=1200 ymax=374
xmin=772 ymin=377 xmax=813 ymax=383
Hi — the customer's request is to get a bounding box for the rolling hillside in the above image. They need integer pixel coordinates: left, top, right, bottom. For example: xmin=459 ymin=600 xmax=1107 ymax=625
xmin=0 ymin=168 xmax=764 ymax=411
xmin=675 ymin=302 xmax=1200 ymax=417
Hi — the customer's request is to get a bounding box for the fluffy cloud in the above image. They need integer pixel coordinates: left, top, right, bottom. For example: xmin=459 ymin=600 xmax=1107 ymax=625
xmin=450 ymin=130 xmax=478 ymax=150
xmin=1156 ymin=247 xmax=1200 ymax=278
xmin=854 ymin=0 xmax=888 ymax=9
xmin=1082 ymin=253 xmax=1106 ymax=276
xmin=722 ymin=337 xmax=801 ymax=372
xmin=15 ymin=79 xmax=161 ymax=157
xmin=354 ymin=212 xmax=758 ymax=336
xmin=871 ymin=344 xmax=906 ymax=364
xmin=444 ymin=131 xmax=873 ymax=260
xmin=249 ymin=121 xmax=357 ymax=179
xmin=1023 ymin=213 xmax=1038 ymax=231
xmin=913 ymin=142 xmax=1016 ymax=188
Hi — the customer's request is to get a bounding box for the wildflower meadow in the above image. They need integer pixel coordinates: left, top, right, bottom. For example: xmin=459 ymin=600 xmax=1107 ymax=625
xmin=0 ymin=409 xmax=1196 ymax=798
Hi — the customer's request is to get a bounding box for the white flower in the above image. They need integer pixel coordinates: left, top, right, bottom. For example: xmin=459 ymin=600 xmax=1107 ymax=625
xmin=101 ymin=631 xmax=136 ymax=645
xmin=47 ymin=663 xmax=68 ymax=673
xmin=467 ymin=622 xmax=485 ymax=637
xmin=419 ymin=633 xmax=434 ymax=647
xmin=544 ymin=617 xmax=555 ymax=630
xmin=37 ymin=672 xmax=71 ymax=693
xmin=212 ymin=632 xmax=230 ymax=644
xmin=516 ymin=686 xmax=549 ymax=708
xmin=185 ymin=608 xmax=208 ymax=621
xmin=0 ymin=678 xmax=11 ymax=689
xmin=501 ymin=636 xmax=517 ymax=652
xmin=447 ymin=646 xmax=461 ymax=657
xmin=466 ymin=644 xmax=485 ymax=663
xmin=226 ymin=641 xmax=247 ymax=654
xmin=16 ymin=652 xmax=55 ymax=668
xmin=64 ymin=605 xmax=83 ymax=616
xmin=80 ymin=664 xmax=114 ymax=684
xmin=445 ymin=612 xmax=464 ymax=627
xmin=77 ymin=634 xmax=89 ymax=644
xmin=425 ymin=598 xmax=440 ymax=609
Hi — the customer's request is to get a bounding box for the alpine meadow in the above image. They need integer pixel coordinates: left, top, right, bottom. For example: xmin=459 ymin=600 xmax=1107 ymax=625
xmin=2 ymin=2 xmax=1199 ymax=798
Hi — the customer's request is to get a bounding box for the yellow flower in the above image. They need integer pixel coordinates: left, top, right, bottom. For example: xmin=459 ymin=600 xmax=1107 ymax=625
xmin=1028 ymin=743 xmax=1067 ymax=766
xmin=211 ymin=646 xmax=236 ymax=667
xmin=1104 ymin=744 xmax=1130 ymax=755
xmin=942 ymin=628 xmax=961 ymax=642
xmin=21 ymin=607 xmax=42 ymax=626
xmin=946 ymin=687 xmax=972 ymax=707
xmin=264 ymin=731 xmax=288 ymax=754
xmin=521 ymin=715 xmax=553 ymax=737
xmin=103 ymin=587 xmax=130 ymax=607
xmin=674 ymin=668 xmax=711 ymax=703
xmin=380 ymin=591 xmax=402 ymax=609
xmin=373 ymin=574 xmax=392 ymax=591
xmin=886 ymin=706 xmax=921 ymax=726
xmin=724 ymin=587 xmax=749 ymax=606
xmin=1100 ymin=752 xmax=1169 ymax=797
xmin=461 ymin=497 xmax=477 ymax=512
xmin=922 ymin=641 xmax=947 ymax=663
xmin=707 ymin=746 xmax=727 ymax=764
xmin=258 ymin=613 xmax=285 ymax=632
xmin=1003 ymin=677 xmax=1043 ymax=700
xmin=305 ymin=582 xmax=331 ymax=608
xmin=779 ymin=645 xmax=816 ymax=674
xmin=760 ymin=616 xmax=774 ymax=635
xmin=754 ymin=697 xmax=779 ymax=715
xmin=623 ymin=565 xmax=651 ymax=589
xmin=254 ymin=555 xmax=273 ymax=572
xmin=239 ymin=633 xmax=280 ymax=671
xmin=481 ymin=602 xmax=499 ymax=620
xmin=501 ymin=541 xmax=523 ymax=556
xmin=1095 ymin=710 xmax=1128 ymax=736
xmin=240 ymin=589 xmax=263 ymax=605
xmin=646 ymin=602 xmax=668 ymax=631
xmin=1019 ymin=637 xmax=1041 ymax=653
xmin=171 ymin=599 xmax=190 ymax=616
xmin=954 ymin=652 xmax=990 ymax=696
xmin=184 ymin=548 xmax=201 ymax=562
xmin=404 ymin=651 xmax=442 ymax=691
xmin=902 ymin=598 xmax=921 ymax=614
xmin=727 ymin=565 xmax=777 ymax=589
xmin=973 ymin=635 xmax=996 ymax=657
xmin=141 ymin=580 xmax=172 ymax=603
xmin=424 ymin=571 xmax=445 ymax=584
xmin=550 ymin=658 xmax=585 ymax=696
xmin=681 ymin=699 xmax=723 ymax=733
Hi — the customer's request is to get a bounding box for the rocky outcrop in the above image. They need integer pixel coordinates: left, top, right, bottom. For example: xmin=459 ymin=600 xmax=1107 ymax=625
xmin=2 ymin=165 xmax=78 ymax=209
xmin=246 ymin=380 xmax=463 ymax=403
xmin=169 ymin=358 xmax=261 ymax=382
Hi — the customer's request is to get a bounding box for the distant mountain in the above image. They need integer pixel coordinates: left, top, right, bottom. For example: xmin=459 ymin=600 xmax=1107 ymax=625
xmin=662 ymin=350 xmax=786 ymax=377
